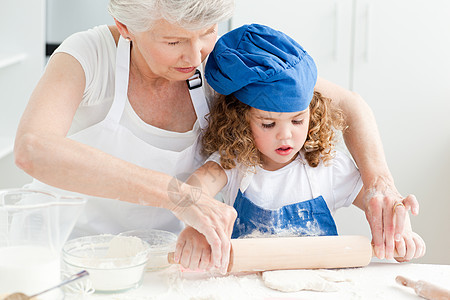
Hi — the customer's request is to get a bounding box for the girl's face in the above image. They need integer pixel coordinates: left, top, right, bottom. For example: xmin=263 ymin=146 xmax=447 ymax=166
xmin=249 ymin=107 xmax=310 ymax=171
xmin=132 ymin=19 xmax=218 ymax=81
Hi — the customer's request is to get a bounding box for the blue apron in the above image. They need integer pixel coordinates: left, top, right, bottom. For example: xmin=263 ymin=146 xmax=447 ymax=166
xmin=231 ymin=160 xmax=338 ymax=238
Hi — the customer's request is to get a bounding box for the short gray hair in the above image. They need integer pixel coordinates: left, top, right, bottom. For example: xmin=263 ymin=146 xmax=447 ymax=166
xmin=108 ymin=0 xmax=234 ymax=32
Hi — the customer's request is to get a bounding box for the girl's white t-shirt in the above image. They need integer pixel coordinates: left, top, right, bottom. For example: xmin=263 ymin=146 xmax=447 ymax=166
xmin=52 ymin=25 xmax=213 ymax=152
xmin=207 ymin=151 xmax=363 ymax=214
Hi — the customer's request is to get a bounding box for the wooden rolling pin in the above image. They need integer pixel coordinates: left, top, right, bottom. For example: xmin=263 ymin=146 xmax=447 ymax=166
xmin=168 ymin=235 xmax=374 ymax=272
xmin=227 ymin=235 xmax=372 ymax=272
xmin=396 ymin=276 xmax=450 ymax=300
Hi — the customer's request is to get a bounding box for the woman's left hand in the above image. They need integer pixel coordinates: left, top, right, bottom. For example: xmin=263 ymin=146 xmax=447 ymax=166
xmin=362 ymin=176 xmax=420 ymax=259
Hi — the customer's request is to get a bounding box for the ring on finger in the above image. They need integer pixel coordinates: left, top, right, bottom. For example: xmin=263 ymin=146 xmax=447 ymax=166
xmin=393 ymin=202 xmax=405 ymax=214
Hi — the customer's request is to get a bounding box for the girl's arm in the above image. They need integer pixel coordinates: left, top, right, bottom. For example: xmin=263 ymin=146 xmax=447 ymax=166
xmin=352 ymin=190 xmax=426 ymax=262
xmin=186 ymin=161 xmax=229 ymax=198
xmin=14 ymin=53 xmax=236 ymax=272
xmin=174 ymin=161 xmax=231 ymax=272
xmin=315 ymin=77 xmax=419 ymax=259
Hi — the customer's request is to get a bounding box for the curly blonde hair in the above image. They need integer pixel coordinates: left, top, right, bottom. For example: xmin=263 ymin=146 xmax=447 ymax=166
xmin=202 ymin=91 xmax=346 ymax=169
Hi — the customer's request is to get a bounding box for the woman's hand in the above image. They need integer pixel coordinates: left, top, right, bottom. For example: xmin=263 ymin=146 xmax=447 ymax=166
xmin=362 ymin=176 xmax=420 ymax=259
xmin=169 ymin=181 xmax=236 ymax=274
xmin=174 ymin=226 xmax=214 ymax=271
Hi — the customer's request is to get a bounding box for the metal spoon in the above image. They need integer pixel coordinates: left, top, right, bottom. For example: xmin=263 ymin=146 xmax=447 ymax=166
xmin=4 ymin=270 xmax=89 ymax=300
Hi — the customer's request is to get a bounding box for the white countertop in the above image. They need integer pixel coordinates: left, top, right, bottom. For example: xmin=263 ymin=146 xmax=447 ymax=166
xmin=79 ymin=261 xmax=450 ymax=300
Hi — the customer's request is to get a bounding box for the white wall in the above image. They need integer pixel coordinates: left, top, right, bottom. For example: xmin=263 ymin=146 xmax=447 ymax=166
xmin=46 ymin=0 xmax=113 ymax=44
xmin=0 ymin=0 xmax=45 ymax=190
xmin=0 ymin=153 xmax=32 ymax=190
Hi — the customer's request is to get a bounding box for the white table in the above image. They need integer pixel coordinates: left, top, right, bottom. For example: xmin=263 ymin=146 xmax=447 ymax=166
xmin=81 ymin=262 xmax=450 ymax=300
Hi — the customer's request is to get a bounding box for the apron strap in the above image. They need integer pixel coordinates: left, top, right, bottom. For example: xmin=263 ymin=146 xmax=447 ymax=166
xmin=239 ymin=169 xmax=254 ymax=193
xmin=303 ymin=159 xmax=321 ymax=199
xmin=187 ymin=70 xmax=209 ymax=129
xmin=105 ymin=36 xmax=131 ymax=124
xmin=106 ymin=39 xmax=209 ymax=129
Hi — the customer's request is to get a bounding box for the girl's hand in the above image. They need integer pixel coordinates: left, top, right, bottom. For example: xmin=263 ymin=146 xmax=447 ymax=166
xmin=393 ymin=215 xmax=426 ymax=262
xmin=394 ymin=232 xmax=426 ymax=262
xmin=169 ymin=181 xmax=236 ymax=274
xmin=174 ymin=226 xmax=214 ymax=271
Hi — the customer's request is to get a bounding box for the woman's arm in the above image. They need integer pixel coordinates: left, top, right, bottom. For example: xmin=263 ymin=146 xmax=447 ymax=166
xmin=14 ymin=53 xmax=236 ymax=271
xmin=315 ymin=77 xmax=419 ymax=259
xmin=15 ymin=53 xmax=175 ymax=207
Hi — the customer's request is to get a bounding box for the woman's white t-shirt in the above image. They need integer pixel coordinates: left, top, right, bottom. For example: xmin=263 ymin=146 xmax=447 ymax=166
xmin=52 ymin=25 xmax=213 ymax=152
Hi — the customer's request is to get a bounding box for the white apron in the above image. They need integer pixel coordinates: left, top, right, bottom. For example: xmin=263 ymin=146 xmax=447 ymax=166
xmin=26 ymin=37 xmax=209 ymax=237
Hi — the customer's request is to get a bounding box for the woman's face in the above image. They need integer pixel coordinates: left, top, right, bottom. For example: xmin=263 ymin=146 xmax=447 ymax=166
xmin=132 ymin=19 xmax=218 ymax=81
xmin=249 ymin=107 xmax=310 ymax=171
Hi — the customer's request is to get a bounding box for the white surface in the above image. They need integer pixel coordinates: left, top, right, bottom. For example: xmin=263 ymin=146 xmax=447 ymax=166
xmin=0 ymin=246 xmax=60 ymax=296
xmin=75 ymin=262 xmax=450 ymax=299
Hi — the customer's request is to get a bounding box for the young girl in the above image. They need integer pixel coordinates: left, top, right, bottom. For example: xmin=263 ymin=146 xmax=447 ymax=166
xmin=174 ymin=24 xmax=425 ymax=271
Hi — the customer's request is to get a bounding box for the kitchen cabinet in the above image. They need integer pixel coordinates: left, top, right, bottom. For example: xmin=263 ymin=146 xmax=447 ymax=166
xmin=352 ymin=0 xmax=450 ymax=173
xmin=0 ymin=0 xmax=44 ymax=186
xmin=232 ymin=0 xmax=450 ymax=264
xmin=46 ymin=0 xmax=112 ymax=48
xmin=0 ymin=0 xmax=45 ymax=159
xmin=231 ymin=0 xmax=353 ymax=89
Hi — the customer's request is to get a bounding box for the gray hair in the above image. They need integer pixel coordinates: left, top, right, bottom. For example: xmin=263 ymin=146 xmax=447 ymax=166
xmin=108 ymin=0 xmax=234 ymax=32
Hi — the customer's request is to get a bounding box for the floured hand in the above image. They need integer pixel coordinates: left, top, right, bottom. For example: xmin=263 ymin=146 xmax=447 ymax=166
xmin=169 ymin=180 xmax=236 ymax=274
xmin=361 ymin=176 xmax=420 ymax=259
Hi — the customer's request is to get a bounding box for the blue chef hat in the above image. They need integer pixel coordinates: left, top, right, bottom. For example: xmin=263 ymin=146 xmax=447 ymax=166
xmin=205 ymin=24 xmax=317 ymax=113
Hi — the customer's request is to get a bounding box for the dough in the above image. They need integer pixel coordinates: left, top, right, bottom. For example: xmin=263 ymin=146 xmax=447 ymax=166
xmin=262 ymin=269 xmax=350 ymax=293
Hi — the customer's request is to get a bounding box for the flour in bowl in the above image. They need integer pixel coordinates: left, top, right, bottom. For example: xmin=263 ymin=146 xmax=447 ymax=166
xmin=62 ymin=234 xmax=150 ymax=292
xmin=105 ymin=235 xmax=148 ymax=259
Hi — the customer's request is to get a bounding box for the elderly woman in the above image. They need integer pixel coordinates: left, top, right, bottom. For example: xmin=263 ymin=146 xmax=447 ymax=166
xmin=14 ymin=0 xmax=418 ymax=273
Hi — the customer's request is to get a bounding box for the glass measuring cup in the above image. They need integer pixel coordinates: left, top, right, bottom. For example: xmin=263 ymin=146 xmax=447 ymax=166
xmin=0 ymin=189 xmax=86 ymax=297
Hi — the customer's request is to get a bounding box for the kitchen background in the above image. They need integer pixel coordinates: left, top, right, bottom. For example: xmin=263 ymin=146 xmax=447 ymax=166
xmin=1 ymin=0 xmax=449 ymax=264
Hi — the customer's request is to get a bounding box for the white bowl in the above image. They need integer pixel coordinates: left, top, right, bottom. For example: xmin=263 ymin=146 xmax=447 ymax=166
xmin=119 ymin=229 xmax=177 ymax=271
xmin=62 ymin=234 xmax=150 ymax=293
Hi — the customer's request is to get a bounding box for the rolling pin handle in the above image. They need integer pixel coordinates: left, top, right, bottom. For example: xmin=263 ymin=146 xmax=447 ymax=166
xmin=168 ymin=252 xmax=176 ymax=264
xmin=371 ymin=247 xmax=400 ymax=258
xmin=396 ymin=275 xmax=450 ymax=300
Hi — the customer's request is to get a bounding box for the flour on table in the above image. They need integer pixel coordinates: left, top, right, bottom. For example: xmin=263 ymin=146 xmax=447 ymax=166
xmin=262 ymin=269 xmax=352 ymax=293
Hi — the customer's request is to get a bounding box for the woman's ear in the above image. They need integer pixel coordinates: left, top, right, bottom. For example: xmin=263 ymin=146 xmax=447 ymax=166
xmin=114 ymin=18 xmax=132 ymax=40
